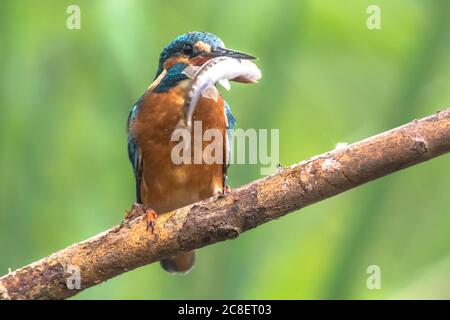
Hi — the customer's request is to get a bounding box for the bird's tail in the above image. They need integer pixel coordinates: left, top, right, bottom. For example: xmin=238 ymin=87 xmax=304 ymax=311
xmin=160 ymin=251 xmax=196 ymax=274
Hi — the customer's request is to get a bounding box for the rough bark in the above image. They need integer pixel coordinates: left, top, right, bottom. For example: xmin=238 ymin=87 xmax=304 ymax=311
xmin=1 ymin=108 xmax=450 ymax=300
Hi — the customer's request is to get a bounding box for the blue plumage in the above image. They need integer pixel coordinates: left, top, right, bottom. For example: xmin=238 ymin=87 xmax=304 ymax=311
xmin=224 ymin=100 xmax=236 ymax=129
xmin=127 ymin=104 xmax=142 ymax=202
xmin=153 ymin=63 xmax=189 ymax=93
xmin=223 ymin=100 xmax=236 ymax=185
xmin=155 ymin=32 xmax=223 ymax=77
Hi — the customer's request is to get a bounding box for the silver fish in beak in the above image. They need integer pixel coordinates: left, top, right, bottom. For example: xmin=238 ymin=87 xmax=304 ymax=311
xmin=179 ymin=56 xmax=262 ymax=129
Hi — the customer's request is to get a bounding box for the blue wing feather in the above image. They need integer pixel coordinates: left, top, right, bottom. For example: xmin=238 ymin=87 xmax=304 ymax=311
xmin=127 ymin=103 xmax=142 ymax=203
xmin=223 ymin=100 xmax=236 ymax=186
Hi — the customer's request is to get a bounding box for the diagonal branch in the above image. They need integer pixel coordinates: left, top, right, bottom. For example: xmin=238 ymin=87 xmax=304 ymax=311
xmin=1 ymin=108 xmax=450 ymax=300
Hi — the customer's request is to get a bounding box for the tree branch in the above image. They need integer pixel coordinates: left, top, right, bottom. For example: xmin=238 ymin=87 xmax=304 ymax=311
xmin=1 ymin=108 xmax=450 ymax=300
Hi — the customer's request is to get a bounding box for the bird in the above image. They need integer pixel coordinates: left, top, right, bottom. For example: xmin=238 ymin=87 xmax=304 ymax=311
xmin=126 ymin=31 xmax=256 ymax=273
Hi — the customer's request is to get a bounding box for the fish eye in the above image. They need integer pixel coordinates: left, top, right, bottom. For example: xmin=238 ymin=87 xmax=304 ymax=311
xmin=181 ymin=43 xmax=194 ymax=55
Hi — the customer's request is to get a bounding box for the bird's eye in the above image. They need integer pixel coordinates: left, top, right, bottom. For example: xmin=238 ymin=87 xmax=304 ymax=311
xmin=181 ymin=43 xmax=194 ymax=55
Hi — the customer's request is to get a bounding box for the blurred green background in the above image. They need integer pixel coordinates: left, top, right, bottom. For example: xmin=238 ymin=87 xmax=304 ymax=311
xmin=1 ymin=0 xmax=449 ymax=299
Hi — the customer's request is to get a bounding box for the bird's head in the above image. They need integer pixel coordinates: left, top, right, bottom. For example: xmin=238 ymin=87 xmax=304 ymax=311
xmin=154 ymin=31 xmax=255 ymax=80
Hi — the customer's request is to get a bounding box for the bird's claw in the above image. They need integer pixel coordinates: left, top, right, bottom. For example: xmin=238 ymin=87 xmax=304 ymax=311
xmin=124 ymin=203 xmax=145 ymax=220
xmin=145 ymin=208 xmax=158 ymax=233
xmin=123 ymin=204 xmax=157 ymax=234
xmin=218 ymin=185 xmax=231 ymax=198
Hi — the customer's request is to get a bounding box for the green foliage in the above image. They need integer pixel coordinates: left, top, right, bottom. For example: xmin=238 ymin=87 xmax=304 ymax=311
xmin=0 ymin=0 xmax=449 ymax=299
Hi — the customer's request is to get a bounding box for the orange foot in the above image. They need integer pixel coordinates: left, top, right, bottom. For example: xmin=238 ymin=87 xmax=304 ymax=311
xmin=218 ymin=185 xmax=232 ymax=198
xmin=145 ymin=208 xmax=158 ymax=233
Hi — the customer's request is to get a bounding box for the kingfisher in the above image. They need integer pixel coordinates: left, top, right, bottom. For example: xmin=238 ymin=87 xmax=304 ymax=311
xmin=126 ymin=32 xmax=257 ymax=273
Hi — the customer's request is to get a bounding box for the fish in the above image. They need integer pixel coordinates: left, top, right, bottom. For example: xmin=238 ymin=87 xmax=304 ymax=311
xmin=178 ymin=56 xmax=262 ymax=129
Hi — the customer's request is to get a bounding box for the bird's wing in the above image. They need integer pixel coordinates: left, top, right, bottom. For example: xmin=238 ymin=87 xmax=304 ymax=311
xmin=223 ymin=100 xmax=236 ymax=187
xmin=127 ymin=104 xmax=143 ymax=203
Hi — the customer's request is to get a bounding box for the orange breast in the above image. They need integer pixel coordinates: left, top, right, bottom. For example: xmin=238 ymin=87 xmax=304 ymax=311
xmin=131 ymin=82 xmax=227 ymax=213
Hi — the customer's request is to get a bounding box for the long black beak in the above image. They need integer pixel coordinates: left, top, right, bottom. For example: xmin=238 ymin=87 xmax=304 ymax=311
xmin=206 ymin=46 xmax=256 ymax=60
